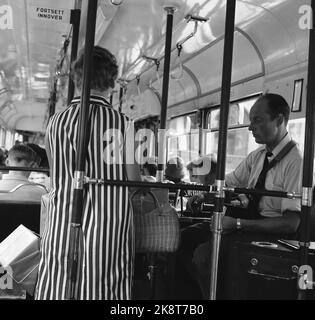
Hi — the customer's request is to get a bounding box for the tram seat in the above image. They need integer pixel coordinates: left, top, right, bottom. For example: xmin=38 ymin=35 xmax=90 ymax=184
xmin=0 ymin=201 xmax=41 ymax=242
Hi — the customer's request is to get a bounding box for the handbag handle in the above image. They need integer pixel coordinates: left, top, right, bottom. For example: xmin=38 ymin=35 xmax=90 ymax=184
xmin=129 ymin=189 xmax=161 ymax=210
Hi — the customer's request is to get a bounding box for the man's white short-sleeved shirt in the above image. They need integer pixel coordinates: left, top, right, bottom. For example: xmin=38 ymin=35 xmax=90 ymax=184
xmin=225 ymin=134 xmax=303 ymax=218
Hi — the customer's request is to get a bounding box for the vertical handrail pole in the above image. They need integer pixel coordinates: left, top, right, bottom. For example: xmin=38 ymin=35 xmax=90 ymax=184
xmin=66 ymin=0 xmax=98 ymax=300
xmin=210 ymin=0 xmax=236 ymax=300
xmin=156 ymin=6 xmax=176 ymax=182
xmin=67 ymin=9 xmax=81 ymax=105
xmin=297 ymin=0 xmax=315 ymax=300
xmin=119 ymin=86 xmax=124 ymax=112
xmin=48 ymin=80 xmax=57 ymax=118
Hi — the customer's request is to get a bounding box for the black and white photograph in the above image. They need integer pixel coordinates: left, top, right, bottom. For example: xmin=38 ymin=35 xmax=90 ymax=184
xmin=0 ymin=0 xmax=314 ymax=310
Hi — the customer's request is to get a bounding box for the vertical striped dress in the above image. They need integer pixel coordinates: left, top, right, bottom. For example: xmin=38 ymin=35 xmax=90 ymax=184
xmin=35 ymin=95 xmax=134 ymax=300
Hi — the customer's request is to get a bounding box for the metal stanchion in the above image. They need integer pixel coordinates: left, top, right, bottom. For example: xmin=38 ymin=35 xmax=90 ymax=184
xmin=210 ymin=0 xmax=236 ymax=300
xmin=66 ymin=0 xmax=98 ymax=300
xmin=67 ymin=8 xmax=81 ymax=105
xmin=156 ymin=6 xmax=176 ymax=182
xmin=150 ymin=4 xmax=177 ymax=299
xmin=298 ymin=0 xmax=315 ymax=300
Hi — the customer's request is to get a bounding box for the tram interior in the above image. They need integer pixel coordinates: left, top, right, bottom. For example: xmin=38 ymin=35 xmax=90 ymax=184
xmin=0 ymin=0 xmax=314 ymax=300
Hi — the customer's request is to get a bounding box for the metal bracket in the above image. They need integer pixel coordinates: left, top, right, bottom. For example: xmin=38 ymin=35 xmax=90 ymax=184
xmin=71 ymin=222 xmax=81 ymax=228
xmin=299 ymin=241 xmax=311 ymax=248
xmin=223 ymin=186 xmax=235 ymax=193
xmin=185 ymin=14 xmax=209 ymax=23
xmin=176 ymin=14 xmax=208 ymax=49
xmin=73 ymin=171 xmax=85 ymax=190
xmin=142 ymin=55 xmax=160 ymax=70
xmin=211 ymin=212 xmax=223 ymax=232
xmin=302 ymin=187 xmax=313 ymax=207
xmin=215 ymin=179 xmax=225 ymax=198
xmin=164 ymin=7 xmax=176 ymax=15
xmin=287 ymin=192 xmax=302 ymax=199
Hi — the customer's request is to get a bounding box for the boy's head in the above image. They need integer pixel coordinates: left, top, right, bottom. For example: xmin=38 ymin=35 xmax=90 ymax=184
xmin=7 ymin=144 xmax=38 ymax=176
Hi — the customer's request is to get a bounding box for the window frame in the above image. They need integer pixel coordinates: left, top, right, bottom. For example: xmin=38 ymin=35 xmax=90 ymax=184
xmin=166 ymin=111 xmax=200 ymax=163
xmin=202 ymin=94 xmax=261 ymax=171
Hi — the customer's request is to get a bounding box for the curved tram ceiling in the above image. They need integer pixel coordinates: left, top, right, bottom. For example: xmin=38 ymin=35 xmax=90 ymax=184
xmin=0 ymin=0 xmax=309 ymax=134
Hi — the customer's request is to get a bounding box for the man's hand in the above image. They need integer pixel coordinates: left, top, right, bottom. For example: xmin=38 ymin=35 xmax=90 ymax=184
xmin=230 ymin=194 xmax=249 ymax=208
xmin=186 ymin=194 xmax=204 ymax=211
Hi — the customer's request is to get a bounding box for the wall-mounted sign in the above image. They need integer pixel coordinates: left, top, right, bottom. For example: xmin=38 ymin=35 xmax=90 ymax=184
xmin=292 ymin=79 xmax=303 ymax=112
xmin=0 ymin=5 xmax=13 ymax=30
xmin=30 ymin=6 xmax=71 ymax=24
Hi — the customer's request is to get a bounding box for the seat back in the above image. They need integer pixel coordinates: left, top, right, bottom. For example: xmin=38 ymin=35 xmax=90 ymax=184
xmin=0 ymin=201 xmax=41 ymax=242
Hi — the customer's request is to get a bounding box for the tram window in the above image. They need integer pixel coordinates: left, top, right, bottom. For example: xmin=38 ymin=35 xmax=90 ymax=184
xmin=288 ymin=118 xmax=305 ymax=153
xmin=5 ymin=130 xmax=14 ymax=150
xmin=167 ymin=113 xmax=199 ymax=164
xmin=205 ymin=127 xmax=258 ymax=173
xmin=205 ymin=96 xmax=259 ymax=173
xmin=14 ymin=132 xmax=23 ymax=144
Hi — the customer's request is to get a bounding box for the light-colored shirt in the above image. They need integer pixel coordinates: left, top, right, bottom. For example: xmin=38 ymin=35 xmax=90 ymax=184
xmin=0 ymin=172 xmax=47 ymax=203
xmin=225 ymin=134 xmax=302 ymax=217
xmin=141 ymin=175 xmax=156 ymax=182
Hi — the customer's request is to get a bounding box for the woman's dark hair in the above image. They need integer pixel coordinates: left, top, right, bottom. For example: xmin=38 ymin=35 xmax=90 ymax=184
xmin=71 ymin=46 xmax=118 ymax=91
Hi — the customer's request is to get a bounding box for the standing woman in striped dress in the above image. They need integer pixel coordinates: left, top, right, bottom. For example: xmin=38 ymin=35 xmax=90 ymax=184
xmin=35 ymin=46 xmax=140 ymax=300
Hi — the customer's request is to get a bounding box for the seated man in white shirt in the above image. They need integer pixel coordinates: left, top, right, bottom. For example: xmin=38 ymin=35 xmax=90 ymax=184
xmin=191 ymin=93 xmax=303 ymax=299
xmin=0 ymin=144 xmax=47 ymax=203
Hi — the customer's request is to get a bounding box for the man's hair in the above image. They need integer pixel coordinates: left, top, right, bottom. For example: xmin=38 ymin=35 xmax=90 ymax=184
xmin=71 ymin=46 xmax=118 ymax=91
xmin=143 ymin=162 xmax=157 ymax=177
xmin=143 ymin=157 xmax=157 ymax=177
xmin=258 ymin=93 xmax=290 ymax=124
xmin=8 ymin=144 xmax=37 ymax=164
xmin=26 ymin=143 xmax=49 ymax=168
xmin=165 ymin=156 xmax=186 ymax=182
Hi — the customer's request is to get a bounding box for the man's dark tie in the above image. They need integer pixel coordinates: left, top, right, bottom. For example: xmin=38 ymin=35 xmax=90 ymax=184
xmin=247 ymin=151 xmax=273 ymax=218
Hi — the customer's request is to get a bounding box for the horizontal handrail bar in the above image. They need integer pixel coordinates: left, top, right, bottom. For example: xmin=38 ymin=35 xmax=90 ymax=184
xmin=225 ymin=187 xmax=301 ymax=199
xmin=84 ymin=177 xmax=213 ymax=192
xmin=0 ymin=166 xmax=49 ymax=173
xmin=84 ymin=177 xmax=302 ymax=199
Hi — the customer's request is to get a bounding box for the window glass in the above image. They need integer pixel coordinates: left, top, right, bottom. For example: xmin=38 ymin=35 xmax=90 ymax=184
xmin=167 ymin=113 xmax=199 ymax=165
xmin=207 ymin=96 xmax=257 ymax=130
xmin=206 ymin=128 xmax=258 ymax=173
xmin=288 ymin=118 xmax=305 ymax=153
xmin=169 ymin=113 xmax=197 ymax=135
xmin=209 ymin=109 xmax=220 ymax=130
xmin=205 ymin=96 xmax=259 ymax=172
xmin=5 ymin=131 xmax=14 ymax=150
